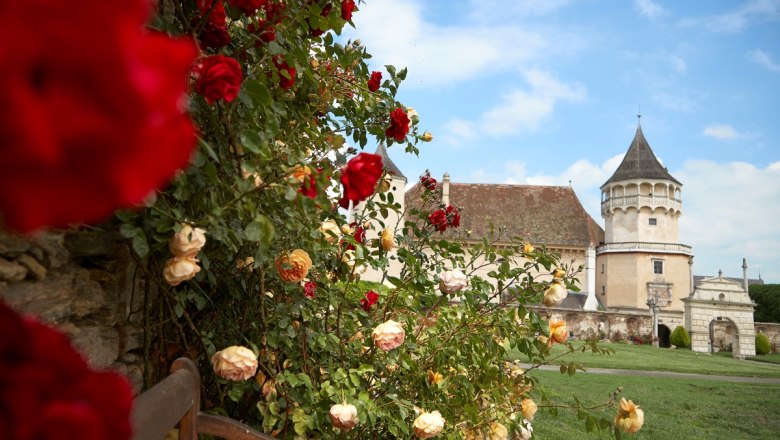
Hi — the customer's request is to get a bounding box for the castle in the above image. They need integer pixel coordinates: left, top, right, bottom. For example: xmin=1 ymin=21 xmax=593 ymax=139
xmin=363 ymin=124 xmax=767 ymax=357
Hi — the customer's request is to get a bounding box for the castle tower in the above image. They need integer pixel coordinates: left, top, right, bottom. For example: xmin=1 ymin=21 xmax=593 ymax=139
xmin=596 ymin=124 xmax=692 ymax=333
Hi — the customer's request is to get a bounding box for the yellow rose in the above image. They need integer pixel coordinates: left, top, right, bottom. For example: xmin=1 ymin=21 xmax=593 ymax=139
xmin=169 ymin=224 xmax=207 ymax=257
xmin=210 ymin=346 xmax=258 ymax=381
xmin=521 ymin=398 xmax=538 ymax=422
xmin=420 ymin=131 xmax=433 ymax=142
xmin=614 ymin=398 xmax=644 ymax=433
xmin=548 ymin=319 xmax=568 ymax=346
xmin=488 ymin=422 xmax=508 ymax=440
xmin=319 ymin=219 xmax=342 ymax=243
xmin=522 ymin=242 xmax=535 ymax=254
xmin=163 ymin=256 xmax=201 ymax=286
xmin=275 ymin=249 xmax=312 ymax=283
xmin=288 ymin=164 xmax=312 ymax=182
xmin=552 ymin=267 xmax=566 ymax=278
xmin=427 ymin=370 xmax=443 ymax=385
xmin=413 ymin=410 xmax=445 ymax=439
xmin=542 ymin=280 xmax=567 ymax=307
xmin=329 ymin=403 xmax=359 ymax=430
xmin=380 ymin=228 xmax=395 ymax=251
xmin=377 ymin=174 xmax=392 ymax=193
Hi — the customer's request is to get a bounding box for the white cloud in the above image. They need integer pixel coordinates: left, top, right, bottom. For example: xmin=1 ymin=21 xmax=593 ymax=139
xmin=652 ymin=92 xmax=697 ymax=112
xmin=747 ymin=49 xmax=780 ymax=73
xmin=679 ymin=0 xmax=780 ymax=33
xmin=467 ymin=0 xmax=572 ymax=21
xmin=702 ymin=123 xmax=739 ymax=140
xmin=634 ymin=0 xmax=668 ymax=21
xmin=676 ymin=160 xmax=780 ymax=281
xmin=670 ymin=55 xmax=687 ymax=74
xmin=441 ymin=70 xmax=586 ymax=141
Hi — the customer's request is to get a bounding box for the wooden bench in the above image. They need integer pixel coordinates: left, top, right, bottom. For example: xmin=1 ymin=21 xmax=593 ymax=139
xmin=131 ymin=358 xmax=275 ymax=440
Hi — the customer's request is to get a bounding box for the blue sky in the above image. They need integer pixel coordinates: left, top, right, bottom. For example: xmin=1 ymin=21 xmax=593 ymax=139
xmin=343 ymin=0 xmax=780 ymax=283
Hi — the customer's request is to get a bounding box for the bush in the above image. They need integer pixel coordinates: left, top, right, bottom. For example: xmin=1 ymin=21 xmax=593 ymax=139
xmin=756 ymin=333 xmax=772 ymax=355
xmin=670 ymin=326 xmax=691 ymax=348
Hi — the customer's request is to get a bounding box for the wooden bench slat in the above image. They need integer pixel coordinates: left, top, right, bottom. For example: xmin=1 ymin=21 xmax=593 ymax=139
xmin=197 ymin=413 xmax=276 ymax=440
xmin=131 ymin=368 xmax=197 ymax=440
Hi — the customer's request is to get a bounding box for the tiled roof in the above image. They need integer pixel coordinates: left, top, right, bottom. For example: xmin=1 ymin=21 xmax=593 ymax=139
xmin=374 ymin=144 xmax=406 ymax=180
xmin=406 ymin=182 xmax=604 ymax=247
xmin=603 ymin=125 xmax=681 ymax=186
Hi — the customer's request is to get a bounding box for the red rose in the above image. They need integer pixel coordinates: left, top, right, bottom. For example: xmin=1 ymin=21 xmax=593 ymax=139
xmin=343 ymin=221 xmax=366 ymax=250
xmin=263 ymin=1 xmax=286 ymax=24
xmin=0 ymin=302 xmax=133 ymax=439
xmin=446 ymin=205 xmax=461 ymax=228
xmin=299 ymin=168 xmax=323 ymax=199
xmin=0 ymin=0 xmax=197 ymax=233
xmin=341 ymin=0 xmax=356 ymax=20
xmin=368 ymin=71 xmax=382 ymax=92
xmin=227 ymin=0 xmax=264 ymax=15
xmin=428 ymin=209 xmax=448 ymax=232
xmin=196 ymin=0 xmax=231 ymax=49
xmin=338 ymin=153 xmax=384 ymax=208
xmin=420 ymin=171 xmax=437 ymax=190
xmin=304 ymin=281 xmax=316 ymax=298
xmin=310 ymin=3 xmax=333 ymax=36
xmin=194 ymin=55 xmax=243 ymax=105
xmin=385 ymin=107 xmax=410 ymax=143
xmin=273 ymin=56 xmax=296 ymax=90
xmin=360 ymin=290 xmax=379 ymax=311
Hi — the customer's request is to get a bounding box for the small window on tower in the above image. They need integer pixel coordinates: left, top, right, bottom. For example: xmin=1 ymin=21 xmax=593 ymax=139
xmin=653 ymin=260 xmax=664 ymax=275
xmin=649 ymin=218 xmax=657 ymax=226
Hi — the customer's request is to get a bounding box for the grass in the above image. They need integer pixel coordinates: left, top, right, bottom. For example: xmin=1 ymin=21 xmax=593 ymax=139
xmin=509 ymin=342 xmax=780 ymax=378
xmin=528 ymin=370 xmax=780 ymax=439
xmin=748 ymin=353 xmax=780 ymax=365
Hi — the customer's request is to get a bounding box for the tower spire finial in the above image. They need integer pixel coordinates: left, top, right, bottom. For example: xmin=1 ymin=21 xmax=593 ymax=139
xmin=637 ymin=105 xmax=642 ymax=126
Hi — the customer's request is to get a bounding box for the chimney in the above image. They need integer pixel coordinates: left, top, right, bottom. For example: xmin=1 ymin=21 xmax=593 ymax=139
xmin=742 ymin=258 xmax=748 ymax=292
xmin=442 ymin=172 xmax=450 ymax=206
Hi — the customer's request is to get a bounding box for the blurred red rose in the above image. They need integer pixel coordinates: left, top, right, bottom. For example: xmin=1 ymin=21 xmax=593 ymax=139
xmin=385 ymin=108 xmax=410 ymax=143
xmin=227 ymin=0 xmax=264 ymax=15
xmin=428 ymin=205 xmax=460 ymax=232
xmin=273 ymin=55 xmax=296 ymax=90
xmin=341 ymin=0 xmax=356 ymax=20
xmin=304 ymin=281 xmax=316 ymax=299
xmin=360 ymin=290 xmax=379 ymax=311
xmin=194 ymin=55 xmax=243 ymax=105
xmin=196 ymin=0 xmax=231 ymax=49
xmin=368 ymin=71 xmax=382 ymax=92
xmin=0 ymin=0 xmax=197 ymax=233
xmin=420 ymin=171 xmax=437 ymax=191
xmin=0 ymin=302 xmax=133 ymax=439
xmin=338 ymin=153 xmax=383 ymax=208
xmin=446 ymin=205 xmax=460 ymax=228
xmin=343 ymin=221 xmax=366 ymax=251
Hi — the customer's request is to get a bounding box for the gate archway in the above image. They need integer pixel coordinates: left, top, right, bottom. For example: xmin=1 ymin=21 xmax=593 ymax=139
xmin=658 ymin=324 xmax=671 ymax=348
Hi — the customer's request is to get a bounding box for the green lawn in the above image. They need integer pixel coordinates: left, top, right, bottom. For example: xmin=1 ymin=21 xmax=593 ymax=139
xmin=748 ymin=353 xmax=780 ymax=365
xmin=509 ymin=342 xmax=780 ymax=378
xmin=529 ymin=370 xmax=780 ymax=439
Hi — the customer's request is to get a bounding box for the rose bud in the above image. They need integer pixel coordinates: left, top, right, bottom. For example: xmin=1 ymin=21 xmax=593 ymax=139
xmin=614 ymin=398 xmax=644 ymax=433
xmin=552 ymin=267 xmax=566 ymax=278
xmin=420 ymin=131 xmax=433 ymax=142
xmin=211 ymin=346 xmax=258 ymax=381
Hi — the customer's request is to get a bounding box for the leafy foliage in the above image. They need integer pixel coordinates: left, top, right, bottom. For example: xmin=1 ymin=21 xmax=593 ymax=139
xmin=670 ymin=326 xmax=691 ymax=349
xmin=756 ymin=333 xmax=772 ymax=355
xmin=749 ymin=284 xmax=780 ymax=323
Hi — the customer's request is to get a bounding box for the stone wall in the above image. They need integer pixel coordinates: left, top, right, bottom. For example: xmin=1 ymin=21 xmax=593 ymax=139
xmin=529 ymin=306 xmax=654 ymax=342
xmin=755 ymin=322 xmax=780 ymax=353
xmin=0 ymin=230 xmax=146 ymax=392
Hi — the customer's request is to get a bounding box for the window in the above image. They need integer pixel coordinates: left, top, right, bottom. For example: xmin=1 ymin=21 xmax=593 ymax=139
xmin=601 ymin=286 xmax=605 ymax=295
xmin=601 ymin=263 xmax=604 ymax=274
xmin=649 ymin=218 xmax=657 ymax=226
xmin=653 ymin=260 xmax=664 ymax=275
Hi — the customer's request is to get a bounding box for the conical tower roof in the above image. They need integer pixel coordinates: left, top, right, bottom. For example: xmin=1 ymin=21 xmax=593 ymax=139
xmin=603 ymin=125 xmax=681 ymax=187
xmin=374 ymin=144 xmax=406 ymax=180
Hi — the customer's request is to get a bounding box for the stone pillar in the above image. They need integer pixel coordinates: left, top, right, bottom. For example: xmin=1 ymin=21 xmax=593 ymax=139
xmin=583 ymin=247 xmax=598 ymax=311
xmin=742 ymin=258 xmax=748 ymax=293
xmin=442 ymin=172 xmax=450 ymax=206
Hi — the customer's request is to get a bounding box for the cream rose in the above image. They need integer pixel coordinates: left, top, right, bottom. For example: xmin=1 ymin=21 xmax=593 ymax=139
xmin=413 ymin=410 xmax=445 ymax=438
xmin=329 ymin=403 xmax=359 ymax=430
xmin=211 ymin=346 xmax=258 ymax=381
xmin=371 ymin=320 xmax=405 ymax=351
xmin=163 ymin=256 xmax=201 ymax=286
xmin=406 ymin=107 xmax=419 ymax=123
xmin=420 ymin=131 xmax=433 ymax=142
xmin=319 ymin=219 xmax=342 ymax=243
xmin=169 ymin=224 xmax=207 ymax=257
xmin=380 ymin=228 xmax=395 ymax=251
xmin=275 ymin=249 xmax=312 ymax=283
xmin=614 ymin=398 xmax=644 ymax=433
xmin=542 ymin=281 xmax=567 ymax=307
xmin=521 ymin=398 xmax=538 ymax=422
xmin=439 ymin=269 xmax=468 ymax=295
xmin=341 ymin=250 xmax=367 ymax=276
xmin=515 ymin=419 xmax=533 ymax=440
xmin=488 ymin=422 xmax=509 ymax=440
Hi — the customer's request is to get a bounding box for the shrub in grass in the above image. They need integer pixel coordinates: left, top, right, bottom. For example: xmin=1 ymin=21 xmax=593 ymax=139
xmin=756 ymin=333 xmax=772 ymax=355
xmin=670 ymin=326 xmax=691 ymax=348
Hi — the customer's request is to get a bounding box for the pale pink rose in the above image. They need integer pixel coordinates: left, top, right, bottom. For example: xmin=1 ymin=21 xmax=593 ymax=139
xmin=211 ymin=346 xmax=258 ymax=381
xmin=413 ymin=410 xmax=445 ymax=438
xmin=329 ymin=403 xmax=359 ymax=430
xmin=614 ymin=398 xmax=644 ymax=433
xmin=516 ymin=419 xmax=533 ymax=440
xmin=371 ymin=320 xmax=405 ymax=351
xmin=163 ymin=256 xmax=201 ymax=286
xmin=380 ymin=228 xmax=395 ymax=251
xmin=439 ymin=269 xmax=468 ymax=295
xmin=488 ymin=422 xmax=509 ymax=440
xmin=542 ymin=281 xmax=567 ymax=307
xmin=319 ymin=219 xmax=342 ymax=243
xmin=169 ymin=224 xmax=207 ymax=257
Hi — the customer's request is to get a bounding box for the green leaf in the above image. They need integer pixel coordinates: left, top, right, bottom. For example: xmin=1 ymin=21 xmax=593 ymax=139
xmin=119 ymin=224 xmax=138 ymax=239
xmin=245 ymin=79 xmax=273 ymax=107
xmin=198 ymin=137 xmax=220 ymax=163
xmin=240 ymin=130 xmax=263 ymax=154
xmin=228 ymin=386 xmax=243 ymax=402
xmin=245 ymin=215 xmax=275 ymax=244
xmin=132 ymin=233 xmax=149 ymax=258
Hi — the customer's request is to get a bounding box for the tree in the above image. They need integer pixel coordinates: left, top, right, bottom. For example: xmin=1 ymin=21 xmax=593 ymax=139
xmin=749 ymin=284 xmax=780 ymax=323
